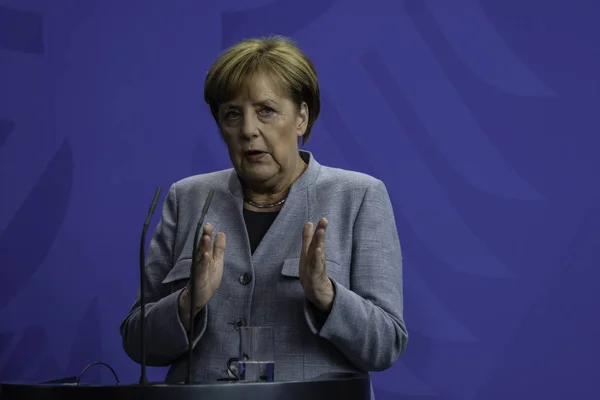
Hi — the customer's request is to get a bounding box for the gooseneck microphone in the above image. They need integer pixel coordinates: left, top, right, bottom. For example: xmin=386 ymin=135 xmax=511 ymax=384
xmin=139 ymin=187 xmax=162 ymax=385
xmin=186 ymin=189 xmax=215 ymax=384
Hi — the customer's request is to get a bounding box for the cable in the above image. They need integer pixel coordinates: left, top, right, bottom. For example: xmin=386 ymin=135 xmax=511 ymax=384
xmin=76 ymin=361 xmax=120 ymax=386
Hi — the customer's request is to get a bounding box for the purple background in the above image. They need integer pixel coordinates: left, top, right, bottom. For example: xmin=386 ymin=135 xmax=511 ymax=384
xmin=1 ymin=0 xmax=599 ymax=399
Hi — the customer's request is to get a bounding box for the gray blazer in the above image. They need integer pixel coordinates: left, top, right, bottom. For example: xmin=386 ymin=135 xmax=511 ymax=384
xmin=120 ymin=150 xmax=408 ymax=386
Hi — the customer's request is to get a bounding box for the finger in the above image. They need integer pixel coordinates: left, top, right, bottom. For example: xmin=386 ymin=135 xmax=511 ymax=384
xmin=203 ymin=223 xmax=214 ymax=236
xmin=308 ymin=219 xmax=327 ymax=258
xmin=317 ymin=217 xmax=328 ymax=231
xmin=317 ymin=218 xmax=327 ymax=248
xmin=212 ymin=232 xmax=226 ymax=263
xmin=192 ymin=250 xmax=209 ymax=281
xmin=194 ymin=233 xmax=211 ymax=262
xmin=195 ymin=251 xmax=211 ymax=281
xmin=193 ymin=223 xmax=211 ymax=259
xmin=319 ymin=219 xmax=327 ymax=253
xmin=302 ymin=222 xmax=314 ymax=255
xmin=201 ymin=223 xmax=213 ymax=256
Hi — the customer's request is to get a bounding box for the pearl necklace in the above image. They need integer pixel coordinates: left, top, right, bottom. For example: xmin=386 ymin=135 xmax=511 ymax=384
xmin=244 ymin=197 xmax=287 ymax=209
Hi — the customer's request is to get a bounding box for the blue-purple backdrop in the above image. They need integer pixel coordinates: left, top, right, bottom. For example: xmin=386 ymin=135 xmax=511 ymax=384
xmin=1 ymin=0 xmax=599 ymax=399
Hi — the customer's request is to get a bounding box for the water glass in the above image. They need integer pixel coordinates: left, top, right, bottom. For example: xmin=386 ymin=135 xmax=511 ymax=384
xmin=238 ymin=326 xmax=275 ymax=382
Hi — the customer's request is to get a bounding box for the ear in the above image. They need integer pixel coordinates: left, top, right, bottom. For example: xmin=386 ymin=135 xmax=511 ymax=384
xmin=296 ymin=102 xmax=309 ymax=138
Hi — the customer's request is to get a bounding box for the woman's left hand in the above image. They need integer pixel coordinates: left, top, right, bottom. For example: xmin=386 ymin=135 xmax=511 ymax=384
xmin=299 ymin=218 xmax=335 ymax=312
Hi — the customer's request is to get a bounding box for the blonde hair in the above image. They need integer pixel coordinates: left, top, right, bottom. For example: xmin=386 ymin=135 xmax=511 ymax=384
xmin=204 ymin=36 xmax=320 ymax=144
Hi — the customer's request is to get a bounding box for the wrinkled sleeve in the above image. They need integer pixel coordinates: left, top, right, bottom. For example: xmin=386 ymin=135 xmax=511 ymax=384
xmin=304 ymin=179 xmax=408 ymax=371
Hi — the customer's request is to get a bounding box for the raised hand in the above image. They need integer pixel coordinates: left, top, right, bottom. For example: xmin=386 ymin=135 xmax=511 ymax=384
xmin=179 ymin=223 xmax=226 ymax=328
xmin=299 ymin=218 xmax=335 ymax=312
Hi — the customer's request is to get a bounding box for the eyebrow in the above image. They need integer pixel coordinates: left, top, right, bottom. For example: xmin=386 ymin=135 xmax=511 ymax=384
xmin=223 ymin=99 xmax=278 ymax=108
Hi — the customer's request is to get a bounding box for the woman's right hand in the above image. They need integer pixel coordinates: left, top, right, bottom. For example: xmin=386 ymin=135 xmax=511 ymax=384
xmin=179 ymin=223 xmax=226 ymax=329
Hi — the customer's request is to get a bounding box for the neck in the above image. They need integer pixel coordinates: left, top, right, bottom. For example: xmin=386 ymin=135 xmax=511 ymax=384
xmin=243 ymin=154 xmax=307 ymax=210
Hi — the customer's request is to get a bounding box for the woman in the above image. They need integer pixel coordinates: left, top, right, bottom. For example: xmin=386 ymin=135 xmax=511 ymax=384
xmin=120 ymin=36 xmax=408 ymax=385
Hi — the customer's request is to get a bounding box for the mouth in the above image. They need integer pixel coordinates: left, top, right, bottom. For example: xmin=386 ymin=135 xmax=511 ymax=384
xmin=244 ymin=150 xmax=267 ymax=161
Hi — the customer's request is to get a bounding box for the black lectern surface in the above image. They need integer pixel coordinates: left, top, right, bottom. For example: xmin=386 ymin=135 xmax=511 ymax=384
xmin=0 ymin=373 xmax=371 ymax=400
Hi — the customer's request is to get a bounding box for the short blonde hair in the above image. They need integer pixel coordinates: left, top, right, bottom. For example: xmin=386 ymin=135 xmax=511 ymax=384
xmin=204 ymin=36 xmax=320 ymax=144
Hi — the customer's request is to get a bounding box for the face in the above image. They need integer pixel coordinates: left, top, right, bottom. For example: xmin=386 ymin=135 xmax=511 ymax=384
xmin=218 ymin=72 xmax=308 ymax=190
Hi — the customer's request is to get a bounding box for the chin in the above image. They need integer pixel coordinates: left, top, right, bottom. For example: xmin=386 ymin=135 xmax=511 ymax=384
xmin=240 ymin=168 xmax=277 ymax=185
xmin=243 ymin=173 xmax=274 ymax=185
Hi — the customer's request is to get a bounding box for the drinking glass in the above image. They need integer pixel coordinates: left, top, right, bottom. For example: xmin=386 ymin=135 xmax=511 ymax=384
xmin=238 ymin=326 xmax=275 ymax=382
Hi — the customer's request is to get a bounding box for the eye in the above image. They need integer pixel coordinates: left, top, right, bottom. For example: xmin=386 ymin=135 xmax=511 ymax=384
xmin=258 ymin=106 xmax=275 ymax=116
xmin=224 ymin=110 xmax=241 ymax=120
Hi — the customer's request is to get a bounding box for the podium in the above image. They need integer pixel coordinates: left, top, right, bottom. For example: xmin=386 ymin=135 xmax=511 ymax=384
xmin=0 ymin=372 xmax=371 ymax=400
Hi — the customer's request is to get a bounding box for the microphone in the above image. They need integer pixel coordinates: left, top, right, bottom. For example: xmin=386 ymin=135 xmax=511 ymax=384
xmin=186 ymin=189 xmax=215 ymax=384
xmin=139 ymin=187 xmax=162 ymax=385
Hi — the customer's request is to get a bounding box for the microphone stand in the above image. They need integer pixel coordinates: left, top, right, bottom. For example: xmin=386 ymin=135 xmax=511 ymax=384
xmin=186 ymin=189 xmax=215 ymax=384
xmin=139 ymin=187 xmax=162 ymax=385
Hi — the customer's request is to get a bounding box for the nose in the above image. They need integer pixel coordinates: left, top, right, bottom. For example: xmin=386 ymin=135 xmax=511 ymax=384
xmin=241 ymin=113 xmax=259 ymax=138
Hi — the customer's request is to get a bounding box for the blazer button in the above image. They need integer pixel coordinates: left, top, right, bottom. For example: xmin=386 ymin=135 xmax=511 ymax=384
xmin=234 ymin=319 xmax=246 ymax=329
xmin=239 ymin=273 xmax=252 ymax=285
